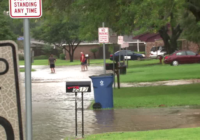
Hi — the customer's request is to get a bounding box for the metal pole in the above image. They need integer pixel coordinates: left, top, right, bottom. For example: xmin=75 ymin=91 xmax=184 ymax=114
xmin=75 ymin=92 xmax=77 ymax=136
xmin=81 ymin=92 xmax=84 ymax=138
xmin=119 ymin=45 xmax=121 ymax=64
xmin=103 ymin=22 xmax=106 ymax=74
xmin=126 ymin=47 xmax=128 ymax=67
xmin=113 ymin=46 xmax=115 ymax=88
xmin=23 ymin=18 xmax=32 ymax=140
xmin=137 ymin=40 xmax=140 ymax=52
xmin=118 ymin=45 xmax=121 ymax=74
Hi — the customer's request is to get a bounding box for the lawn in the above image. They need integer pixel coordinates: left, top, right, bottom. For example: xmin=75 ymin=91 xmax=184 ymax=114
xmin=19 ymin=58 xmax=200 ymax=83
xmin=119 ymin=59 xmax=200 ymax=82
xmin=113 ymin=83 xmax=200 ymax=108
xmin=20 ymin=68 xmax=36 ymax=72
xmin=77 ymin=127 xmax=200 ymax=140
xmin=19 ymin=59 xmax=113 ymax=66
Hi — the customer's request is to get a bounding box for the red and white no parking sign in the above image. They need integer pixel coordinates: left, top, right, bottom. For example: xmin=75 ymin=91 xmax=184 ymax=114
xmin=9 ymin=0 xmax=42 ymax=18
xmin=98 ymin=27 xmax=109 ymax=43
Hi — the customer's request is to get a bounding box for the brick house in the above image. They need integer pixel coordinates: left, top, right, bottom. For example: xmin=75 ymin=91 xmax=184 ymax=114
xmin=64 ymin=35 xmax=146 ymax=60
xmin=133 ymin=33 xmax=200 ymax=57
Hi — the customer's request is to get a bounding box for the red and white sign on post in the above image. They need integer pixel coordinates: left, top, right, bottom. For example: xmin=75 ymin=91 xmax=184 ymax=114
xmin=98 ymin=28 xmax=109 ymax=43
xmin=118 ymin=36 xmax=124 ymax=44
xmin=9 ymin=0 xmax=42 ymax=18
xmin=121 ymin=42 xmax=129 ymax=48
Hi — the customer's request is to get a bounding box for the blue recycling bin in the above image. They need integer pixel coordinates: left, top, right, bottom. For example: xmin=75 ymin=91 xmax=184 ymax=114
xmin=90 ymin=74 xmax=114 ymax=109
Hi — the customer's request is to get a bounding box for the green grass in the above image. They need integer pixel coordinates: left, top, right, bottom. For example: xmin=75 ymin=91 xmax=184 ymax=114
xmin=113 ymin=83 xmax=200 ymax=108
xmin=19 ymin=59 xmax=113 ymax=66
xmin=120 ymin=59 xmax=200 ymax=82
xmin=78 ymin=127 xmax=200 ymax=140
xmin=20 ymin=69 xmax=36 ymax=72
xmin=19 ymin=58 xmax=200 ymax=83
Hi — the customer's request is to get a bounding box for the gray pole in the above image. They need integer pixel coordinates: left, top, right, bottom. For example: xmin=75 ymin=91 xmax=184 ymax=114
xmin=23 ymin=18 xmax=32 ymax=140
xmin=112 ymin=45 xmax=115 ymax=88
xmin=126 ymin=47 xmax=128 ymax=67
xmin=119 ymin=45 xmax=121 ymax=66
xmin=103 ymin=22 xmax=106 ymax=74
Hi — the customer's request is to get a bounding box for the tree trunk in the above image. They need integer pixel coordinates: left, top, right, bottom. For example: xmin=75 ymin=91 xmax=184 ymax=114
xmin=159 ymin=23 xmax=182 ymax=54
xmin=68 ymin=50 xmax=74 ymax=62
xmin=170 ymin=38 xmax=178 ymax=52
xmin=69 ymin=54 xmax=73 ymax=62
xmin=93 ymin=52 xmax=96 ymax=59
xmin=159 ymin=25 xmax=171 ymax=54
xmin=197 ymin=44 xmax=200 ymax=54
xmin=65 ymin=40 xmax=81 ymax=62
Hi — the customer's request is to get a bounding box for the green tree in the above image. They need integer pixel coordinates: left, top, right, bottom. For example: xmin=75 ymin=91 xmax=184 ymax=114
xmin=31 ymin=12 xmax=82 ymax=62
xmin=74 ymin=0 xmax=185 ymax=53
xmin=0 ymin=0 xmax=17 ymax=40
xmin=41 ymin=44 xmax=54 ymax=56
xmin=181 ymin=0 xmax=200 ymax=52
xmin=90 ymin=48 xmax=98 ymax=59
xmin=0 ymin=14 xmax=16 ymax=40
xmin=186 ymin=0 xmax=200 ymax=22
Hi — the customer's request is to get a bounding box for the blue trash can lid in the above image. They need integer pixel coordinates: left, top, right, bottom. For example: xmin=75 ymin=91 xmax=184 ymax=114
xmin=89 ymin=73 xmax=113 ymax=78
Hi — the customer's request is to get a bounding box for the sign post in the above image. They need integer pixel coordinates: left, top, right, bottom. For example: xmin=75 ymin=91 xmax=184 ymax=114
xmin=117 ymin=36 xmax=124 ymax=64
xmin=121 ymin=42 xmax=129 ymax=67
xmin=98 ymin=24 xmax=109 ymax=74
xmin=24 ymin=18 xmax=32 ymax=140
xmin=9 ymin=0 xmax=42 ymax=140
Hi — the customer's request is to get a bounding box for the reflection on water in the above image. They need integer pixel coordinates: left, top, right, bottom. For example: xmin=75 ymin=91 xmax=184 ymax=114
xmin=94 ymin=110 xmax=115 ymax=132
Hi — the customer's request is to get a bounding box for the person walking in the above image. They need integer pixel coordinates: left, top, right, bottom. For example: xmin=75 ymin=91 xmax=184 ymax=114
xmin=80 ymin=52 xmax=85 ymax=71
xmin=84 ymin=56 xmax=88 ymax=71
xmin=48 ymin=54 xmax=56 ymax=73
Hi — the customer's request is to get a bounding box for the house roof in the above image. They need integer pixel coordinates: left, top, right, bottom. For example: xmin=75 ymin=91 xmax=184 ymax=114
xmin=133 ymin=33 xmax=161 ymax=42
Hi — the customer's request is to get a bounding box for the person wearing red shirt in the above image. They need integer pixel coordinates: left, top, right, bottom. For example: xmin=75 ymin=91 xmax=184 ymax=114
xmin=80 ymin=52 xmax=85 ymax=71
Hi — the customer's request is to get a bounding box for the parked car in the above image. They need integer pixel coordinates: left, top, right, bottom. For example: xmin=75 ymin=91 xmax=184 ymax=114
xmin=110 ymin=50 xmax=145 ymax=61
xmin=164 ymin=50 xmax=200 ymax=66
xmin=149 ymin=46 xmax=167 ymax=59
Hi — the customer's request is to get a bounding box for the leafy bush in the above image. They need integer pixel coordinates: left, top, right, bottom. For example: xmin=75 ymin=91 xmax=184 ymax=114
xmin=90 ymin=48 xmax=98 ymax=59
xmin=90 ymin=48 xmax=98 ymax=53
xmin=59 ymin=53 xmax=66 ymax=60
xmin=41 ymin=45 xmax=54 ymax=55
xmin=34 ymin=55 xmax=49 ymax=60
xmin=18 ymin=54 xmax=24 ymax=60
xmin=108 ymin=44 xmax=114 ymax=53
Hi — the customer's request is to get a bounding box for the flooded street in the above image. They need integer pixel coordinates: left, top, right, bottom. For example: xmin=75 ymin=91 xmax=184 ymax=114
xmin=20 ymin=65 xmax=200 ymax=140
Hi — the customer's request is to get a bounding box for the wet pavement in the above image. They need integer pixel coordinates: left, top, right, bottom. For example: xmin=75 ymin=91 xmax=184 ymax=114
xmin=19 ymin=65 xmax=200 ymax=140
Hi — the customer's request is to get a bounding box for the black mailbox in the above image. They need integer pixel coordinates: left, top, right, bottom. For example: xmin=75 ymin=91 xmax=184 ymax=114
xmin=105 ymin=62 xmax=125 ymax=70
xmin=66 ymin=81 xmax=91 ymax=93
xmin=105 ymin=63 xmax=117 ymax=70
xmin=66 ymin=81 xmax=91 ymax=137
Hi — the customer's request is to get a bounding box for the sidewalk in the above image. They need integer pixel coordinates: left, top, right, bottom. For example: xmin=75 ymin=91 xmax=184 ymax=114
xmin=120 ymin=79 xmax=200 ymax=87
